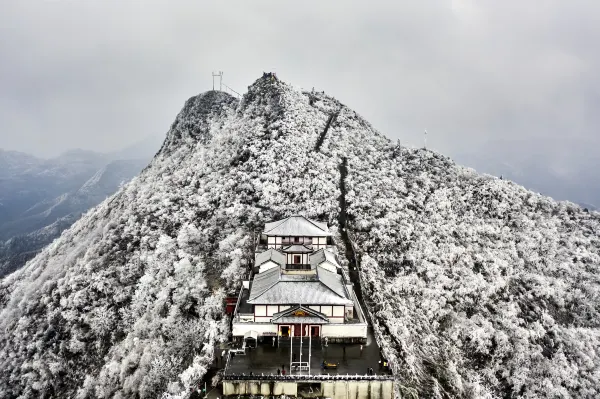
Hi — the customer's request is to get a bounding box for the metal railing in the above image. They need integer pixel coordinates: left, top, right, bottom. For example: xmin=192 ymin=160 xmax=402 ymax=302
xmin=285 ymin=264 xmax=312 ymax=270
xmin=223 ymin=374 xmax=394 ymax=381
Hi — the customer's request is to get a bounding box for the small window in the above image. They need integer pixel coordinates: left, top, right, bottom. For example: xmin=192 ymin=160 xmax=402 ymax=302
xmin=293 ymin=236 xmax=301 ymax=244
xmin=293 ymin=255 xmax=301 ymax=264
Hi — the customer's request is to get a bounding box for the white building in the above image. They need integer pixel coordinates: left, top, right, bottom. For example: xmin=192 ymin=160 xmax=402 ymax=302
xmin=233 ymin=216 xmax=367 ymax=343
xmin=255 ymin=249 xmax=286 ymax=273
xmin=310 ymin=248 xmax=341 ymax=273
xmin=264 ymin=215 xmax=332 ymax=252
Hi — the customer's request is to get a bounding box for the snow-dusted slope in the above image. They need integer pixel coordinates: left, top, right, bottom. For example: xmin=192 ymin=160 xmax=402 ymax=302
xmin=1 ymin=76 xmax=599 ymax=398
xmin=349 ymin=151 xmax=600 ymax=397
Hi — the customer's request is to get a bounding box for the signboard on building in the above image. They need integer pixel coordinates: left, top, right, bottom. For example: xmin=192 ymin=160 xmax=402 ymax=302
xmin=293 ymin=310 xmax=307 ymax=317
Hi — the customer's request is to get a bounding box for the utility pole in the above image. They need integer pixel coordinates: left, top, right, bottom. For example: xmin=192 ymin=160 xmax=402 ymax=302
xmin=290 ymin=325 xmax=293 ymax=373
xmin=212 ymin=71 xmax=223 ymax=91
xmin=299 ymin=321 xmax=303 ymax=374
xmin=308 ymin=328 xmax=312 ymax=375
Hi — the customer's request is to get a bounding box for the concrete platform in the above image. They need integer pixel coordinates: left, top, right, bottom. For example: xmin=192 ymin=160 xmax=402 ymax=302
xmin=225 ymin=328 xmax=390 ymax=377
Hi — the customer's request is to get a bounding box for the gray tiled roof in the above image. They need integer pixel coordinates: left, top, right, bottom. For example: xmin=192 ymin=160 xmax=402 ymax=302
xmin=247 ymin=267 xmax=352 ymax=305
xmin=255 ymin=249 xmax=286 ymax=267
xmin=248 ymin=267 xmax=280 ymax=300
xmin=248 ymin=282 xmax=352 ymax=305
xmin=281 ymin=245 xmax=313 ymax=253
xmin=310 ymin=248 xmax=340 ymax=268
xmin=264 ymin=216 xmax=332 ymax=237
xmin=316 ymin=266 xmax=348 ymax=298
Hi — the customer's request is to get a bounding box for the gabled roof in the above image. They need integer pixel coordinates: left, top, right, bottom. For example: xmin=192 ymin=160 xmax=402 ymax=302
xmin=248 ymin=267 xmax=280 ymax=301
xmin=264 ymin=216 xmax=332 ymax=237
xmin=271 ymin=305 xmax=329 ymax=324
xmin=255 ymin=249 xmax=286 ymax=267
xmin=281 ymin=244 xmax=313 ymax=253
xmin=316 ymin=266 xmax=348 ymax=298
xmin=310 ymin=248 xmax=340 ymax=269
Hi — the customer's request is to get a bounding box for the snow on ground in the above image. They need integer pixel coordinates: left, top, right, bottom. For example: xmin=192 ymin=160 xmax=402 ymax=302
xmin=0 ymin=75 xmax=599 ymax=398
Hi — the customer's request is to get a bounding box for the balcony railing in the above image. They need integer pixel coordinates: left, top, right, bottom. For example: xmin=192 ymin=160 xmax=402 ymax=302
xmin=285 ymin=263 xmax=312 ymax=270
xmin=223 ymin=374 xmax=394 ymax=381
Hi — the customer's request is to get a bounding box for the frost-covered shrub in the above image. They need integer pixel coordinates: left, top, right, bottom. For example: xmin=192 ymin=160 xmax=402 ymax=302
xmin=1 ymin=75 xmax=599 ymax=399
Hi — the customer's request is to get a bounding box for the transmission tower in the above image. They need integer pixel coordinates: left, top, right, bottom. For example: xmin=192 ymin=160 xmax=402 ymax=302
xmin=212 ymin=71 xmax=223 ymax=91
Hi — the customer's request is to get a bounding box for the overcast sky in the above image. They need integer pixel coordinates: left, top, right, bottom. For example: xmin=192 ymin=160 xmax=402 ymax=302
xmin=1 ymin=1 xmax=599 ymax=201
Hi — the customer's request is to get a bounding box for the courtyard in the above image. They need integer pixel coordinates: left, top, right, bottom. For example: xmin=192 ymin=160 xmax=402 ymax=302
xmin=225 ymin=327 xmax=391 ymax=377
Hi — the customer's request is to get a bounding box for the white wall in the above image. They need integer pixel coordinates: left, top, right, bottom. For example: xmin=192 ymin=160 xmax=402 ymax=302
xmin=322 ymin=323 xmax=367 ymax=338
xmin=311 ymin=236 xmax=328 ymax=250
xmin=319 ymin=261 xmax=337 ymax=273
xmin=286 ymin=253 xmax=309 ymax=264
xmin=259 ymin=260 xmax=279 ymax=273
xmin=255 ymin=305 xmax=266 ymax=316
xmin=321 ymin=305 xmax=333 ymax=316
xmin=252 ymin=304 xmax=347 ymax=322
xmin=232 ymin=322 xmax=277 ymax=337
xmin=332 ymin=306 xmax=344 ymax=317
xmin=305 ymin=305 xmax=346 ymax=321
xmin=267 ymin=236 xmax=283 ymax=249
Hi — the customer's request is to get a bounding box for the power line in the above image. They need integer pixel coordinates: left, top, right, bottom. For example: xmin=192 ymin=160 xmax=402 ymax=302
xmin=222 ymin=83 xmax=241 ymax=98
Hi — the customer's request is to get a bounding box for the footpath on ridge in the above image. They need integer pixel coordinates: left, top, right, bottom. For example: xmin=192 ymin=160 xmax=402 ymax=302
xmin=314 ymin=110 xmax=340 ymax=152
xmin=337 ymin=157 xmax=371 ymax=325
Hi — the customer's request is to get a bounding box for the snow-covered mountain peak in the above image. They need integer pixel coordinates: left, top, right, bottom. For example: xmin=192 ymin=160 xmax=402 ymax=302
xmin=159 ymin=90 xmax=238 ymax=156
xmin=1 ymin=76 xmax=599 ymax=399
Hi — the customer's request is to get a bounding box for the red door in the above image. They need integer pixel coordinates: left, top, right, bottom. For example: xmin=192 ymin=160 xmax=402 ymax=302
xmin=310 ymin=325 xmax=320 ymax=337
xmin=293 ymin=324 xmax=310 ymax=336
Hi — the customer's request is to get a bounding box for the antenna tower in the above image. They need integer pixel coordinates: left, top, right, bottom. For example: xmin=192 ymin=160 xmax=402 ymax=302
xmin=212 ymin=71 xmax=223 ymax=91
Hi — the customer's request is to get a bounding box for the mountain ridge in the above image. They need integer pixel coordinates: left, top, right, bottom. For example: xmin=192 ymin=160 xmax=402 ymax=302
xmin=0 ymin=75 xmax=599 ymax=398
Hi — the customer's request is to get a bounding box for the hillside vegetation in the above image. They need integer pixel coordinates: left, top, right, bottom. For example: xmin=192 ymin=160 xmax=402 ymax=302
xmin=0 ymin=76 xmax=598 ymax=398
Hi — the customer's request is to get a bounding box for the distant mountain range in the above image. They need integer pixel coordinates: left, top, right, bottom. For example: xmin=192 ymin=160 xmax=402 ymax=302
xmin=454 ymin=138 xmax=600 ymax=210
xmin=0 ymin=136 xmax=162 ymax=277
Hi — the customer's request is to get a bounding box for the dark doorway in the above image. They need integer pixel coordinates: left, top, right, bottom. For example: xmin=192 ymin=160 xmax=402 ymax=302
xmin=310 ymin=326 xmax=320 ymax=337
xmin=293 ymin=324 xmax=310 ymax=336
xmin=280 ymin=326 xmax=290 ymax=337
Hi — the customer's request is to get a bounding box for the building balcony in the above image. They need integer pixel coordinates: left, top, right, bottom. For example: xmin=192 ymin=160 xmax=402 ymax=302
xmin=285 ymin=264 xmax=312 ymax=270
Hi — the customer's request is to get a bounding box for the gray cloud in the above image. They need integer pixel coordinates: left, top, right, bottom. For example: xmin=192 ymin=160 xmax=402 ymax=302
xmin=1 ymin=1 xmax=599 ymax=202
